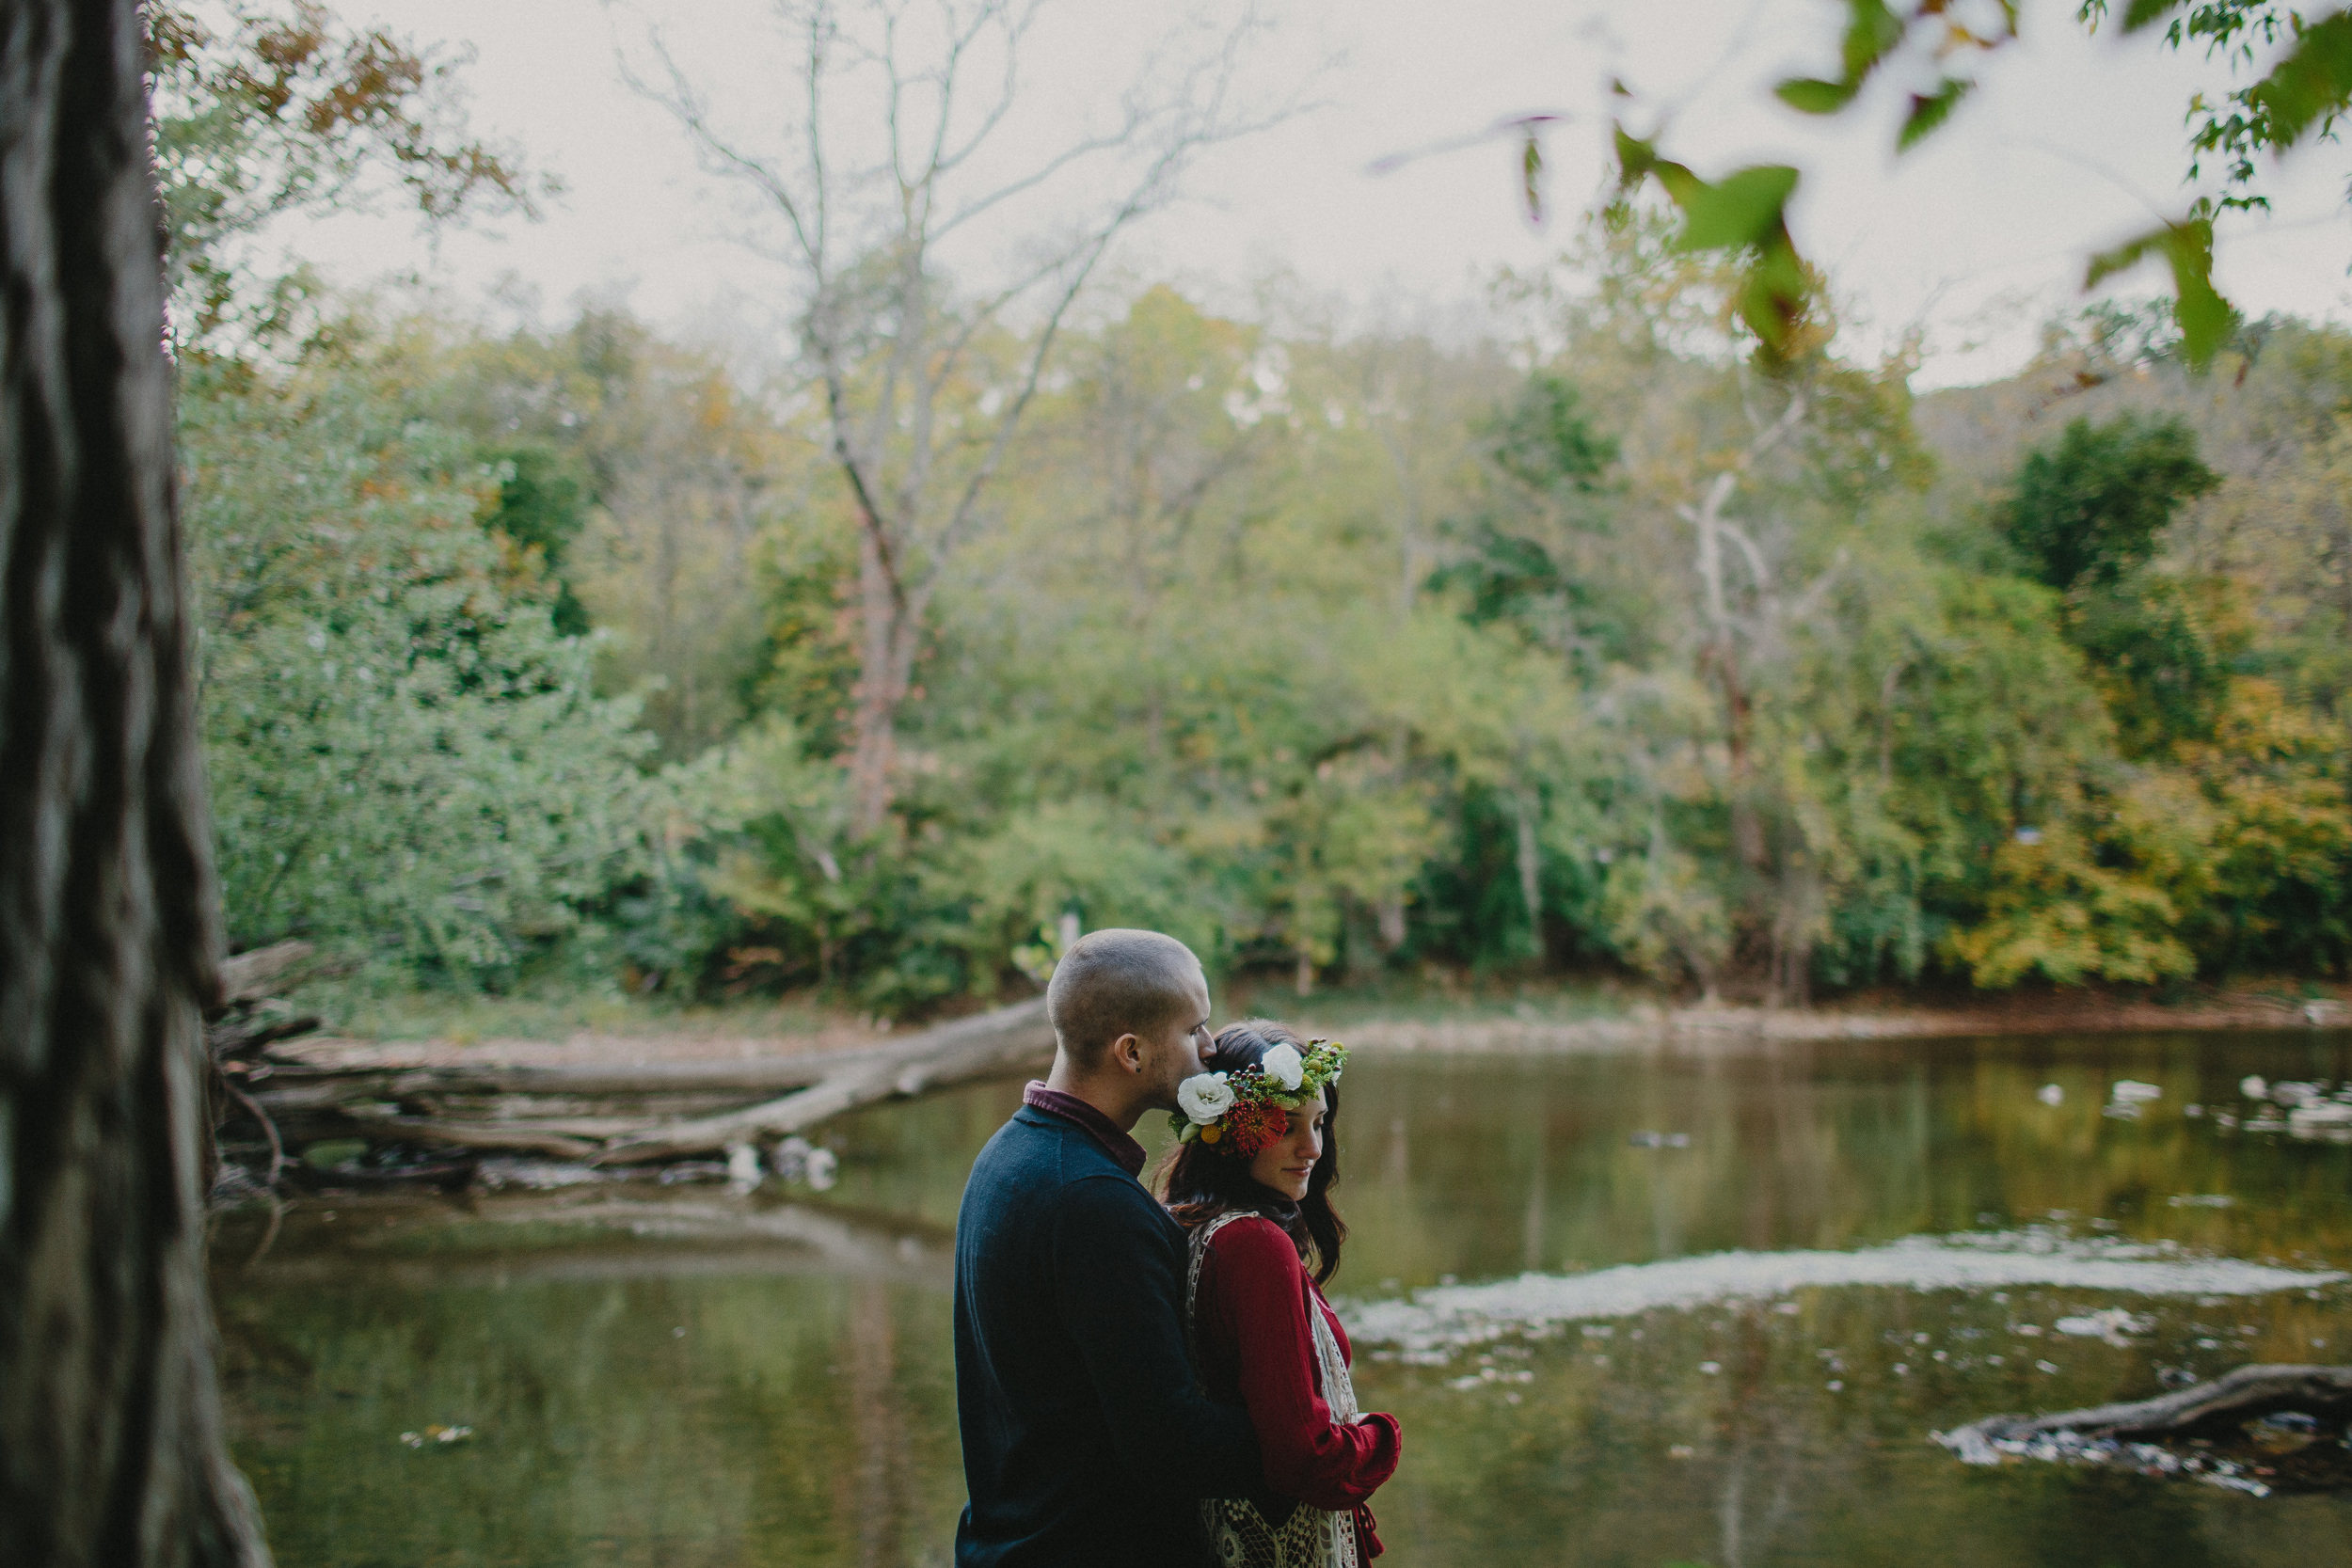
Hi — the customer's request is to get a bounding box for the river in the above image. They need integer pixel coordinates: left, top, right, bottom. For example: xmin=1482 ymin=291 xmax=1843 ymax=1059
xmin=213 ymin=1027 xmax=2352 ymax=1566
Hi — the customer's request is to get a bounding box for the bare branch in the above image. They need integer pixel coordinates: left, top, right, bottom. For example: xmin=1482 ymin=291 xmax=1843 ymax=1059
xmin=935 ymin=5 xmax=1295 ymax=240
xmin=804 ymin=0 xmax=834 ymax=273
xmin=1787 ymin=547 xmax=1850 ymax=629
xmin=931 ymin=0 xmax=1044 ymax=176
xmin=624 ymin=27 xmax=823 ymax=267
xmin=1714 ymin=517 xmax=1772 ymax=600
xmin=1744 ymin=386 xmax=1808 ymax=465
xmin=933 ymin=214 xmax=1127 ymax=558
xmin=882 ymin=0 xmax=910 ymax=196
xmin=817 ymin=359 xmax=911 ymax=612
xmin=932 ymin=119 xmax=1152 ymax=239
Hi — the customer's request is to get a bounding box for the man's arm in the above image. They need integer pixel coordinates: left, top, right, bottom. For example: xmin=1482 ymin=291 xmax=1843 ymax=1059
xmin=1053 ymin=1176 xmax=1264 ymax=1498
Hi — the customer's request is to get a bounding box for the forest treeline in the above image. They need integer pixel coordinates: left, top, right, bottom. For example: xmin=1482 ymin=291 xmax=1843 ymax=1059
xmin=162 ymin=6 xmax=2352 ymax=1014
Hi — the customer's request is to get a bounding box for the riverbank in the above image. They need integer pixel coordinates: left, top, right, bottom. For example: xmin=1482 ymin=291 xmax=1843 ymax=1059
xmin=264 ymin=979 xmax=2351 ymax=1076
xmin=215 ymin=978 xmax=2352 ymax=1205
xmin=1316 ymin=986 xmax=2352 ymax=1054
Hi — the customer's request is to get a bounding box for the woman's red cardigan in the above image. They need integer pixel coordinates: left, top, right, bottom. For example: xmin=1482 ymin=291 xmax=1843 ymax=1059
xmin=1191 ymin=1214 xmax=1402 ymax=1555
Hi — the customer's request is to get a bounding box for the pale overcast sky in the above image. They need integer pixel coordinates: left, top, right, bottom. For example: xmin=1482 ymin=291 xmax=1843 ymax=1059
xmin=278 ymin=0 xmax=2352 ymax=388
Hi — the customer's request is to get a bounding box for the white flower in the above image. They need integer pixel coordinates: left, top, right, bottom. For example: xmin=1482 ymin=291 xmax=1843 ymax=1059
xmin=1178 ymin=1071 xmax=1235 ymax=1125
xmin=1262 ymin=1044 xmax=1305 ymax=1092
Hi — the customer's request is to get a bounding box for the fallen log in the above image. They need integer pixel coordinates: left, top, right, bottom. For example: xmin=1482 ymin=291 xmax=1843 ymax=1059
xmin=257 ymin=1049 xmax=876 ymax=1099
xmin=205 ymin=942 xmax=326 ymax=1205
xmin=1941 ymin=1364 xmax=2352 ymax=1465
xmin=216 ymin=994 xmax=1057 ymax=1176
xmin=219 ymin=940 xmax=316 ymax=1005
xmin=592 ymin=995 xmax=1054 ymax=1164
xmin=342 ymin=1114 xmax=602 ymax=1162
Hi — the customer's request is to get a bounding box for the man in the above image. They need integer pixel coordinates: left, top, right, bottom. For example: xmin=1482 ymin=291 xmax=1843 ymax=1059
xmin=954 ymin=928 xmax=1263 ymax=1566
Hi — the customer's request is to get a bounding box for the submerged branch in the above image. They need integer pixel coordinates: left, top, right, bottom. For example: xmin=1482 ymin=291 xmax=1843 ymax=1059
xmin=1941 ymin=1363 xmax=2352 ymax=1465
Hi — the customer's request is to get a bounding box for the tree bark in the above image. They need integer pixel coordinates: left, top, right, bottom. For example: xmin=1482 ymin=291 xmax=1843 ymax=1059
xmin=846 ymin=546 xmax=930 ymax=836
xmin=0 ymin=3 xmax=270 ymax=1563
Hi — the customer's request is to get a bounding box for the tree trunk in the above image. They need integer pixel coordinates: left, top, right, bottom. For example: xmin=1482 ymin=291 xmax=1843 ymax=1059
xmin=847 ymin=526 xmax=928 ymax=836
xmin=1514 ymin=792 xmax=1543 ymax=960
xmin=847 ymin=526 xmax=901 ymax=833
xmin=1375 ymin=895 xmax=1407 ymax=953
xmin=1717 ymin=657 xmax=1765 ymax=872
xmin=0 ymin=4 xmax=270 ymax=1563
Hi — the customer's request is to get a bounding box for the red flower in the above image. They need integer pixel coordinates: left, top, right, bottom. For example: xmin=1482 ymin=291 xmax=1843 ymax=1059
xmin=1222 ymin=1100 xmax=1287 ymax=1157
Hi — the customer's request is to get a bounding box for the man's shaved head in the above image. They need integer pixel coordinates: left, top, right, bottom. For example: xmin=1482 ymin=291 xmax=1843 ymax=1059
xmin=1046 ymin=928 xmax=1204 ymax=1068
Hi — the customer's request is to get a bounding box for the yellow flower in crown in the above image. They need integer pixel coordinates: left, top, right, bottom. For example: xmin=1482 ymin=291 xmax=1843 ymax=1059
xmin=1169 ymin=1038 xmax=1346 ymax=1157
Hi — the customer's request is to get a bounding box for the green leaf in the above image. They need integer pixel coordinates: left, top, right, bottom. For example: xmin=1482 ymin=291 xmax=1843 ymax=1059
xmin=1775 ymin=76 xmax=1861 ymax=115
xmin=1898 ymin=78 xmax=1974 ymax=150
xmin=1840 ymin=0 xmax=1905 ymax=77
xmin=1612 ymin=134 xmax=1808 ymax=354
xmin=1612 ymin=125 xmax=1658 ymax=183
xmin=1672 ymin=165 xmax=1801 ymax=252
xmin=2158 ymin=220 xmax=2236 ymax=367
xmin=2249 ymin=10 xmax=2352 ymax=148
xmin=2084 ymin=227 xmax=2163 ymax=292
xmin=1522 ymin=131 xmax=1545 ymax=224
xmin=1613 ymin=124 xmax=1701 ymax=208
xmin=1737 ymin=230 xmax=1812 ymax=356
xmin=2082 ymin=218 xmax=2238 ymax=368
xmin=1652 ymin=159 xmax=1704 ymax=209
xmin=2119 ymin=0 xmax=2183 ymax=31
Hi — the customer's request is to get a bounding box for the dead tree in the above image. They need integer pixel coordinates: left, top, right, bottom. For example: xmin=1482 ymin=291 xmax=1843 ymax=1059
xmin=0 ymin=1 xmax=271 ymax=1562
xmin=632 ymin=0 xmax=1289 ymax=832
xmin=1670 ymin=382 xmax=1847 ymax=1004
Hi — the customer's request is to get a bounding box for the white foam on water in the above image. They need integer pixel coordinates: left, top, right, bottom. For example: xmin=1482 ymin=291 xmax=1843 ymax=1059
xmin=1343 ymin=1230 xmax=2345 ymax=1359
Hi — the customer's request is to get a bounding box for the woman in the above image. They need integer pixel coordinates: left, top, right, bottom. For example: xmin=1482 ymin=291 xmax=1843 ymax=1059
xmin=1158 ymin=1021 xmax=1401 ymax=1567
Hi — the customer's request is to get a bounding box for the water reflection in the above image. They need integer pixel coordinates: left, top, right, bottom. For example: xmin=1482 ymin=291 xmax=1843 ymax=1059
xmin=215 ymin=1030 xmax=2352 ymax=1566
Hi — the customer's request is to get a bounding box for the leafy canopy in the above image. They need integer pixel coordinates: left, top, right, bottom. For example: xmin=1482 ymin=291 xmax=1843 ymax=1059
xmin=148 ymin=0 xmax=539 ymax=346
xmin=2000 ymin=414 xmax=2221 ymax=592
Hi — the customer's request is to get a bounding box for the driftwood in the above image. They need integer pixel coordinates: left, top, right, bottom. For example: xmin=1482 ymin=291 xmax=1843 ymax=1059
xmin=219 ymin=940 xmax=316 ymax=1006
xmin=1942 ymin=1364 xmax=2352 ymax=1465
xmin=267 ymin=1055 xmax=847 ymax=1099
xmin=206 ymin=941 xmax=324 ymax=1203
xmin=594 ymin=996 xmax=1053 ymax=1163
xmin=209 ymin=941 xmax=323 ymax=1064
xmin=221 ymin=994 xmax=1057 ymax=1176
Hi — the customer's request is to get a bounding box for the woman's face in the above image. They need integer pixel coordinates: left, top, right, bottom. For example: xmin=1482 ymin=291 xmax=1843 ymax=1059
xmin=1248 ymin=1087 xmax=1327 ymax=1201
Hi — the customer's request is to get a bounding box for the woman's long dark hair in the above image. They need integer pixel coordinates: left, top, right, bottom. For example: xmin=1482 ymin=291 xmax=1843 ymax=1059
xmin=1156 ymin=1019 xmax=1348 ymax=1286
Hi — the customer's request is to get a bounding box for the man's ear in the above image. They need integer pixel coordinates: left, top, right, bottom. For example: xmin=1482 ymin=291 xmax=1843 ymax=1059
xmin=1107 ymin=1031 xmax=1144 ymax=1076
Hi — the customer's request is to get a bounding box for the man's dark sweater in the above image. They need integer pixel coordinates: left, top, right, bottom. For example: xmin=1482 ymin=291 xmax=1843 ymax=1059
xmin=954 ymin=1088 xmax=1263 ymax=1567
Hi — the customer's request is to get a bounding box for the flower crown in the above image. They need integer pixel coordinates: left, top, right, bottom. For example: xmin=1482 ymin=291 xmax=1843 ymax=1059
xmin=1169 ymin=1037 xmax=1347 ymax=1157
